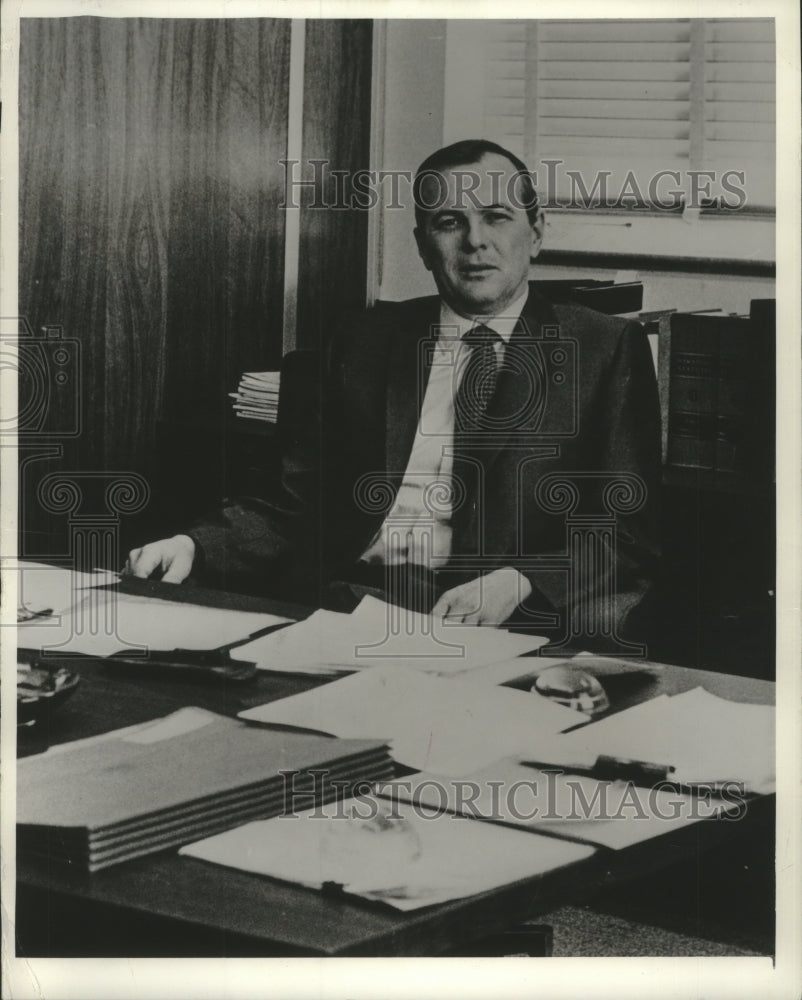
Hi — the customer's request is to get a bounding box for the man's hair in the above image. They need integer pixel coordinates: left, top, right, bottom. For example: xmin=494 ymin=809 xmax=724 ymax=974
xmin=413 ymin=139 xmax=540 ymax=228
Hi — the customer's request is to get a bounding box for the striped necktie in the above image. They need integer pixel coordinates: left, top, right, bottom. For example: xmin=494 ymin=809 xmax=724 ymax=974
xmin=453 ymin=324 xmax=501 ymax=431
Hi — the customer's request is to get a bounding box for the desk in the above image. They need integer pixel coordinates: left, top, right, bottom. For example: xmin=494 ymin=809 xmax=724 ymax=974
xmin=16 ymin=579 xmax=775 ymax=957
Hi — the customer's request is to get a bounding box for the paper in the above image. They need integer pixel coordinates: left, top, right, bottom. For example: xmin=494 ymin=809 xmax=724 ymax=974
xmin=230 ymin=595 xmax=546 ymax=675
xmin=556 ymin=687 xmax=775 ymax=793
xmin=17 ymin=588 xmax=291 ymax=657
xmin=13 ymin=560 xmax=120 ymax=620
xmin=180 ymin=794 xmax=595 ymax=911
xmin=239 ymin=664 xmax=587 ymax=775
xmin=228 ymin=608 xmax=362 ymax=676
xmin=376 ymin=759 xmax=744 ymax=851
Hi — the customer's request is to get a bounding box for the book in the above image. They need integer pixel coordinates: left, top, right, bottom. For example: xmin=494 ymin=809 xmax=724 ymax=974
xmin=661 ymin=309 xmax=774 ymax=480
xmin=229 ymin=370 xmax=281 ymax=423
xmin=17 ymin=707 xmax=393 ymax=872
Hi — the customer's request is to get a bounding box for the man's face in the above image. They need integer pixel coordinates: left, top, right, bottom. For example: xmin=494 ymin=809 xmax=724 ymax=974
xmin=414 ymin=152 xmax=544 ymax=318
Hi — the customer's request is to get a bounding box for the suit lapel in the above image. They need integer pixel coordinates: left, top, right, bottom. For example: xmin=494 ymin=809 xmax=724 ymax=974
xmin=384 ymin=298 xmax=440 ymax=480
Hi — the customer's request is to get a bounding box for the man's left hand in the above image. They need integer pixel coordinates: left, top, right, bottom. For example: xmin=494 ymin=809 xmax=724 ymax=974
xmin=431 ymin=567 xmax=532 ymax=626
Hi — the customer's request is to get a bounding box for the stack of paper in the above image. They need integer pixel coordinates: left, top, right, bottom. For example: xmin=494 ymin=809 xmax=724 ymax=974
xmin=229 ymin=370 xmax=280 ymax=423
xmin=17 ymin=588 xmax=290 ymax=657
xmin=17 ymin=708 xmax=393 ymax=872
xmin=240 ymin=665 xmax=587 ymax=775
xmin=181 ymin=794 xmax=595 ymax=911
xmin=230 ymin=595 xmax=546 ymax=676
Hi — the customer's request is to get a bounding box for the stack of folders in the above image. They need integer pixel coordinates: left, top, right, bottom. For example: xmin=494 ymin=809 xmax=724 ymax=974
xmin=17 ymin=708 xmax=393 ymax=872
xmin=229 ymin=370 xmax=280 ymax=423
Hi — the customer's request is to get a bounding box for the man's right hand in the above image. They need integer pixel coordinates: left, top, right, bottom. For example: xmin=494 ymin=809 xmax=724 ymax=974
xmin=124 ymin=534 xmax=196 ymax=583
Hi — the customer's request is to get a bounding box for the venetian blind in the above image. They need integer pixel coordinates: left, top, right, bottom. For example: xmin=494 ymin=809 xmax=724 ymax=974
xmin=477 ymin=18 xmax=775 ymax=210
xmin=702 ymin=18 xmax=775 ymax=208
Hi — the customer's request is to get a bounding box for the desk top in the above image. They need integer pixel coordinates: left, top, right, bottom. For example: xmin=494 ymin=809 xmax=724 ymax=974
xmin=16 ymin=579 xmax=775 ymax=957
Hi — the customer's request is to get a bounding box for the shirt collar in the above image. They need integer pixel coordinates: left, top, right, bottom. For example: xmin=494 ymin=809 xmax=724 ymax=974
xmin=438 ymin=287 xmax=529 ymax=345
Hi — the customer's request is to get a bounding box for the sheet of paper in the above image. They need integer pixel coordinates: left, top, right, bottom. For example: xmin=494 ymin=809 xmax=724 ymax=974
xmin=376 ymin=758 xmax=743 ymax=851
xmin=230 ymin=595 xmax=546 ymax=675
xmin=240 ymin=664 xmax=587 ymax=775
xmin=228 ymin=609 xmax=362 ymax=675
xmin=13 ymin=560 xmax=120 ymax=619
xmin=17 ymin=589 xmax=291 ymax=656
xmin=180 ymin=794 xmax=595 ymax=911
xmin=556 ymin=686 xmax=775 ymax=792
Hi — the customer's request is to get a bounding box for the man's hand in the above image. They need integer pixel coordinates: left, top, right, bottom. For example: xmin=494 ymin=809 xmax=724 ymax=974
xmin=124 ymin=535 xmax=196 ymax=584
xmin=431 ymin=567 xmax=532 ymax=626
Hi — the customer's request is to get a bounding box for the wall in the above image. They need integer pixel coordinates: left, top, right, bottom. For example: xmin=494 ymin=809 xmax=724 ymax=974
xmin=18 ymin=17 xmax=373 ymax=554
xmin=376 ymin=19 xmax=446 ymax=303
xmin=296 ymin=20 xmax=374 ymax=348
xmin=20 ymin=18 xmax=291 ymax=470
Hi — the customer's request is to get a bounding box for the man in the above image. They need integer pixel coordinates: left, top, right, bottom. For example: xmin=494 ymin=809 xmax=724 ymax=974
xmin=127 ymin=140 xmax=660 ymax=642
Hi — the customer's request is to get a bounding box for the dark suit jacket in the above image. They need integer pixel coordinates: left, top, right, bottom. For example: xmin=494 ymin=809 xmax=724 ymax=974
xmin=189 ymin=284 xmax=661 ymax=638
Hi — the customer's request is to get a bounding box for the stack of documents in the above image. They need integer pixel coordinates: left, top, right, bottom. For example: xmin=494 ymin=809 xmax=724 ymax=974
xmin=239 ymin=665 xmax=587 ymax=775
xmin=181 ymin=794 xmax=595 ymax=911
xmin=230 ymin=595 xmax=546 ymax=676
xmin=17 ymin=707 xmax=393 ymax=872
xmin=229 ymin=370 xmax=280 ymax=423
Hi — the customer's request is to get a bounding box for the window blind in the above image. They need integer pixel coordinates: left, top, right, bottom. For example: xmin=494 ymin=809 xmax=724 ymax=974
xmin=473 ymin=18 xmax=775 ymax=211
xmin=702 ymin=18 xmax=775 ymax=209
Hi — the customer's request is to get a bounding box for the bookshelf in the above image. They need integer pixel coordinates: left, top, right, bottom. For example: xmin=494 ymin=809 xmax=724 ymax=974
xmin=651 ymin=301 xmax=775 ymax=678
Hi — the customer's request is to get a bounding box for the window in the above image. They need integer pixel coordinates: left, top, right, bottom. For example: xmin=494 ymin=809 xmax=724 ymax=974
xmin=444 ymin=19 xmax=775 ymax=263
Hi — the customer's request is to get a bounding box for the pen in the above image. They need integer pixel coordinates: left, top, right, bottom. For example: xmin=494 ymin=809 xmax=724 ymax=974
xmin=520 ymin=753 xmax=675 ymax=786
xmin=520 ymin=755 xmax=742 ymax=794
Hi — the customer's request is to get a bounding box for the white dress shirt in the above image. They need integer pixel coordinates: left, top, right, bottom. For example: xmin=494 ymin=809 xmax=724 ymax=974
xmin=360 ymin=288 xmax=529 ymax=568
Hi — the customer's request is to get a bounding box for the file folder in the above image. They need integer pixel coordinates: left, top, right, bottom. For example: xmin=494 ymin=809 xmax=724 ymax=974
xmin=17 ymin=708 xmax=393 ymax=872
